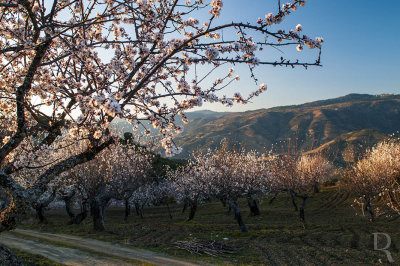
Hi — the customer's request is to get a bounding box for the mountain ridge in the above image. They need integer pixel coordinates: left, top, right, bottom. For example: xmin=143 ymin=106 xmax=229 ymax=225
xmin=173 ymin=93 xmax=400 ymax=160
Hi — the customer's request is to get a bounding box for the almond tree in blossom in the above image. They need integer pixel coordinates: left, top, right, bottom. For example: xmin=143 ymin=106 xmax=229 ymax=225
xmin=0 ymin=0 xmax=322 ymax=231
xmin=64 ymin=141 xmax=154 ymax=231
xmin=268 ymin=152 xmax=333 ymax=225
xmin=343 ymin=138 xmax=400 ymax=221
xmin=202 ymin=141 xmax=271 ymax=232
xmin=168 ymin=158 xmax=211 ymax=222
xmin=170 ymin=140 xmax=271 ymax=232
xmin=129 ymin=180 xmax=176 ymax=219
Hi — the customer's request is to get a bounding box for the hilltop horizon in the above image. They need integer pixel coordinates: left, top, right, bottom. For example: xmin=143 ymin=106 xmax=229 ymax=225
xmin=172 ymin=93 xmax=400 ymax=162
xmin=186 ymin=93 xmax=400 ymax=114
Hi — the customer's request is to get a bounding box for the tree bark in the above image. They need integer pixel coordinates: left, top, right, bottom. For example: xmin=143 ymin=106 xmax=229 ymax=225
xmin=187 ymin=199 xmax=198 ymax=221
xmin=64 ymin=196 xmax=76 ymax=224
xmin=365 ymin=198 xmax=375 ymax=222
xmin=124 ymin=199 xmax=130 ymax=221
xmin=34 ymin=190 xmax=56 ymax=224
xmin=228 ymin=201 xmax=248 ymax=232
xmin=90 ymin=198 xmax=107 ymax=231
xmin=247 ymin=194 xmax=260 ymax=216
xmin=290 ymin=191 xmax=298 ymax=211
xmin=134 ymin=202 xmax=143 ymax=218
xmin=269 ymin=192 xmax=279 ymax=204
xmin=134 ymin=202 xmax=140 ymax=217
xmin=182 ymin=198 xmax=188 ymax=213
xmin=73 ymin=201 xmax=88 ymax=224
xmin=299 ymin=196 xmax=308 ymax=225
xmin=36 ymin=205 xmax=47 ymax=224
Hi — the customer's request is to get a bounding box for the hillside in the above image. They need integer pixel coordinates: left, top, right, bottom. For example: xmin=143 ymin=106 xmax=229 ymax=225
xmin=305 ymin=129 xmax=387 ymax=167
xmin=173 ymin=94 xmax=400 ymax=159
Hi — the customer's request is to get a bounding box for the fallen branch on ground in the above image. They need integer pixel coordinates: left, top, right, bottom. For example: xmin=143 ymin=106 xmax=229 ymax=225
xmin=170 ymin=238 xmax=237 ymax=256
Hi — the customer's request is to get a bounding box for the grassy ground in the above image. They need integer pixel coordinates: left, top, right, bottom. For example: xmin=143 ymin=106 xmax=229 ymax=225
xmin=9 ymin=248 xmax=63 ymax=266
xmin=19 ymin=186 xmax=400 ymax=265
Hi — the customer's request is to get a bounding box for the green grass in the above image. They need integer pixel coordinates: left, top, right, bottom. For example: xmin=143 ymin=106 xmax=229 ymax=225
xmin=9 ymin=248 xmax=63 ymax=266
xmin=19 ymin=186 xmax=400 ymax=265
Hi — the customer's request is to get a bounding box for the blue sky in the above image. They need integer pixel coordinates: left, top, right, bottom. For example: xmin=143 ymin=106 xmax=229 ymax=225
xmin=196 ymin=0 xmax=400 ymax=112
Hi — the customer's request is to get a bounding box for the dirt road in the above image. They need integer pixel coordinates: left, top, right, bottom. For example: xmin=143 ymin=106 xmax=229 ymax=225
xmin=0 ymin=232 xmax=129 ymax=265
xmin=0 ymin=229 xmax=200 ymax=266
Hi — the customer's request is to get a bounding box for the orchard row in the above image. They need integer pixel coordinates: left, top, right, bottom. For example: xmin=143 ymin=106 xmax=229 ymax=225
xmin=20 ymin=136 xmax=400 ymax=232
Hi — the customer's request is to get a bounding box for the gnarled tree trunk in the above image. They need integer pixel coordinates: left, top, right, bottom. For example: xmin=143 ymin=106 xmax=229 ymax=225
xmin=34 ymin=189 xmax=56 ymax=224
xmin=36 ymin=205 xmax=46 ymax=224
xmin=247 ymin=194 xmax=260 ymax=216
xmin=364 ymin=197 xmax=375 ymax=222
xmin=73 ymin=201 xmax=88 ymax=224
xmin=64 ymin=196 xmax=76 ymax=224
xmin=62 ymin=190 xmax=88 ymax=225
xmin=90 ymin=198 xmax=107 ymax=231
xmin=187 ymin=199 xmax=198 ymax=221
xmin=299 ymin=196 xmax=308 ymax=225
xmin=228 ymin=200 xmax=248 ymax=232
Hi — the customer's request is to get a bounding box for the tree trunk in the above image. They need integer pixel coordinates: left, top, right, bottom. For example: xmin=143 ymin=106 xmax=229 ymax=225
xmin=90 ymin=199 xmax=106 ymax=231
xmin=134 ymin=202 xmax=140 ymax=216
xmin=247 ymin=194 xmax=260 ymax=216
xmin=187 ymin=199 xmax=198 ymax=221
xmin=314 ymin=182 xmax=320 ymax=193
xmin=299 ymin=196 xmax=308 ymax=225
xmin=34 ymin=189 xmax=56 ymax=224
xmin=64 ymin=197 xmax=88 ymax=225
xmin=36 ymin=205 xmax=47 ymax=224
xmin=365 ymin=198 xmax=375 ymax=222
xmin=269 ymin=192 xmax=279 ymax=204
xmin=139 ymin=206 xmax=143 ymax=218
xmin=73 ymin=201 xmax=88 ymax=224
xmin=220 ymin=198 xmax=227 ymax=207
xmin=290 ymin=191 xmax=298 ymax=211
xmin=133 ymin=202 xmax=144 ymax=218
xmin=64 ymin=197 xmax=76 ymax=224
xmin=124 ymin=199 xmax=130 ymax=221
xmin=182 ymin=198 xmax=188 ymax=213
xmin=228 ymin=201 xmax=248 ymax=232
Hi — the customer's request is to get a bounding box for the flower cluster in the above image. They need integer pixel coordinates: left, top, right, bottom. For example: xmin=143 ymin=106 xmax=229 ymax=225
xmin=210 ymin=0 xmax=223 ymax=17
xmin=205 ymin=47 xmax=219 ymax=59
